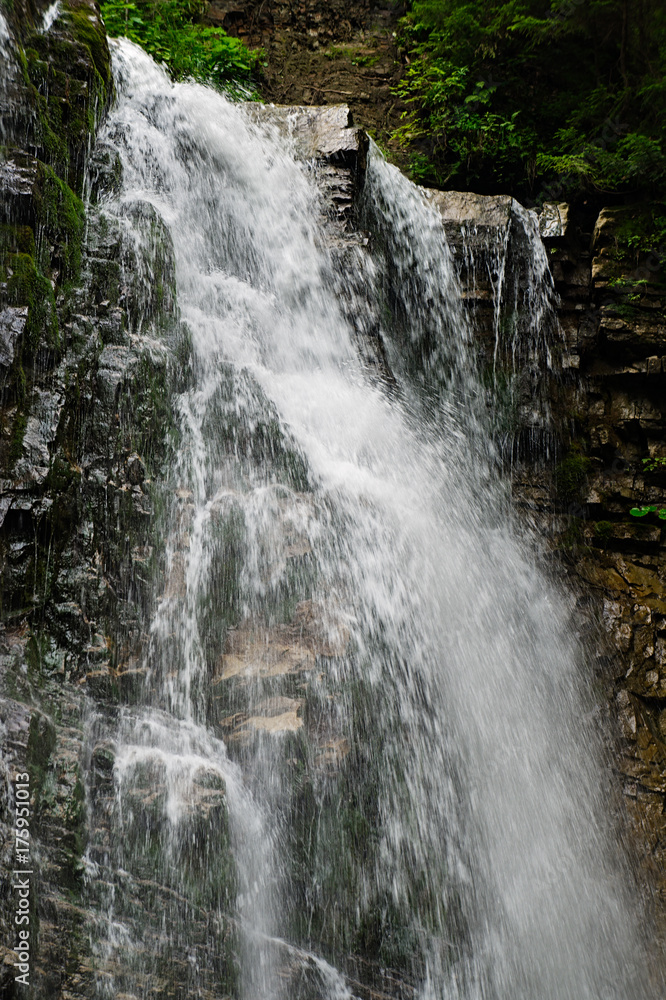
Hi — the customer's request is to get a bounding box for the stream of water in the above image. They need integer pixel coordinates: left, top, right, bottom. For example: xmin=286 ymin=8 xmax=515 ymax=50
xmin=6 ymin=29 xmax=656 ymax=998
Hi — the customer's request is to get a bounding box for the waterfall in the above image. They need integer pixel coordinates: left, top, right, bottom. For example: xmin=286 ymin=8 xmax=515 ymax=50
xmin=39 ymin=1 xmax=61 ymax=33
xmin=79 ymin=37 xmax=655 ymax=1000
xmin=421 ymin=188 xmax=559 ymax=463
xmin=0 ymin=12 xmax=19 ymax=144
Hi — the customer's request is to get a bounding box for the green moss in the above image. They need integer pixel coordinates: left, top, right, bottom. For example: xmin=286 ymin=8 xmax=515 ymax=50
xmin=25 ymin=631 xmax=49 ymax=675
xmin=27 ymin=710 xmax=57 ymax=790
xmin=4 ymin=252 xmax=59 ymax=352
xmin=555 ymin=451 xmax=591 ymax=504
xmin=15 ymin=361 xmax=27 ymax=403
xmin=34 ymin=163 xmax=86 ymax=284
xmin=593 ymin=520 xmax=613 ymax=545
xmin=63 ymin=5 xmax=113 ymax=87
xmin=88 ymin=256 xmax=121 ymax=311
xmin=20 ymin=2 xmax=112 ymax=188
xmin=65 ymin=775 xmax=86 ymax=835
xmin=61 ymin=770 xmax=88 ymax=889
xmin=118 ymin=353 xmax=177 ymax=473
xmin=0 ymin=223 xmax=36 ymax=257
xmin=4 ymin=252 xmax=58 ymax=347
xmin=8 ymin=410 xmax=28 ymax=466
xmin=46 ymin=454 xmax=81 ymax=493
xmin=0 ymin=162 xmax=84 ymax=379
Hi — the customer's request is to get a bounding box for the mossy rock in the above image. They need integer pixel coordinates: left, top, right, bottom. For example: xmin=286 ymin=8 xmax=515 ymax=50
xmin=555 ymin=450 xmax=591 ymax=505
xmin=0 ymin=222 xmax=36 ymax=257
xmin=15 ymin=0 xmax=112 ymax=189
xmin=32 ymin=161 xmax=86 ymax=282
xmin=0 ymin=153 xmax=86 ymax=283
xmin=2 ymin=251 xmax=59 ymax=352
xmin=0 ymin=155 xmax=86 ymax=459
xmin=593 ymin=204 xmax=666 ymax=281
xmin=27 ymin=709 xmax=57 ymax=788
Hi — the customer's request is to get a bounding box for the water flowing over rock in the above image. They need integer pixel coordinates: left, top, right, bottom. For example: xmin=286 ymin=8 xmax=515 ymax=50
xmin=1 ymin=13 xmax=665 ymax=1000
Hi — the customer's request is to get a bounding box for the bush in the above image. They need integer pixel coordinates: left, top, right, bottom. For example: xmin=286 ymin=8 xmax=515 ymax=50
xmin=100 ymin=0 xmax=261 ymax=96
xmin=394 ymin=1 xmax=666 ymax=201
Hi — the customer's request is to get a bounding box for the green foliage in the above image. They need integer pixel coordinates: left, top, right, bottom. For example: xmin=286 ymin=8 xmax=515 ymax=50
xmin=630 ymin=458 xmax=666 ymax=520
xmin=642 ymin=456 xmax=666 ymax=473
xmin=394 ymin=1 xmax=666 ymax=198
xmin=630 ymin=505 xmax=666 ymax=519
xmin=613 ymin=208 xmax=666 ymax=267
xmin=100 ymin=0 xmax=261 ymax=95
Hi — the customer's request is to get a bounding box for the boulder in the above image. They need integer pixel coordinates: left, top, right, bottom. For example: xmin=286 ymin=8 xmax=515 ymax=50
xmin=426 ymin=189 xmax=514 ymax=233
xmin=248 ymin=103 xmax=368 ymax=166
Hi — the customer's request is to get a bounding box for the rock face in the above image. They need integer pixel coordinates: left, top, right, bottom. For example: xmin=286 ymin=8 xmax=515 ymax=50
xmin=249 ymin=102 xmax=368 ymax=229
xmin=206 ymin=0 xmax=406 ymax=154
xmin=250 ymin=103 xmax=365 ymax=162
xmin=426 ymin=188 xmax=560 ymax=460
xmin=427 ymin=189 xmax=516 ymax=233
xmin=0 ymin=4 xmax=188 ymax=995
xmin=538 ymin=202 xmax=666 ymax=926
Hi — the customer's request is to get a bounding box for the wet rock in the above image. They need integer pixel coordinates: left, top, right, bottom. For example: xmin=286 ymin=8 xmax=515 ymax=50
xmin=592 ymin=206 xmax=632 ymax=253
xmin=12 ymin=386 xmax=64 ymax=485
xmin=0 ymin=150 xmax=40 ymax=209
xmin=427 ymin=189 xmax=515 ymax=234
xmin=250 ymin=103 xmax=369 ymax=235
xmin=219 ymin=630 xmax=315 ymax=680
xmin=244 ymin=701 xmax=304 ymax=734
xmin=539 ymin=201 xmax=570 ymax=240
xmin=575 ymin=558 xmax=629 ymax=593
xmin=96 ymin=344 xmax=135 ymax=404
xmin=217 ymin=600 xmax=348 ymax=681
xmin=0 ymin=306 xmax=28 ymax=371
xmin=126 ymin=452 xmax=146 ymax=485
xmin=251 ymin=103 xmax=367 ymax=164
xmin=315 ymin=737 xmax=350 ymax=770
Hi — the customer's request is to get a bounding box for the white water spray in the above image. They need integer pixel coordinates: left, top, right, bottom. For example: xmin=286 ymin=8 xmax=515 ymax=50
xmin=40 ymin=1 xmax=61 ymax=33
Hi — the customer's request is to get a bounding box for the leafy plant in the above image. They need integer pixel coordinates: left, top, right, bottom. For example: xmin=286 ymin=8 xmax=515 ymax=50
xmin=642 ymin=456 xmax=666 ymax=473
xmin=627 ymin=458 xmax=666 ymax=519
xmin=393 ymin=1 xmax=666 ymax=198
xmin=99 ymin=0 xmax=261 ymax=96
xmin=630 ymin=505 xmax=666 ymax=519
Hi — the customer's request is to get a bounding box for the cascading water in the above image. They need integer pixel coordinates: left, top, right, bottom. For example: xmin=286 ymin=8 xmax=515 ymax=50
xmin=429 ymin=191 xmax=559 ymax=464
xmin=79 ymin=36 xmax=658 ymax=1000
